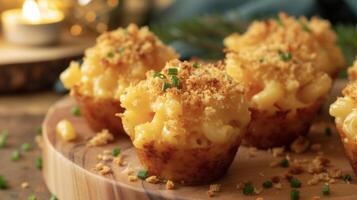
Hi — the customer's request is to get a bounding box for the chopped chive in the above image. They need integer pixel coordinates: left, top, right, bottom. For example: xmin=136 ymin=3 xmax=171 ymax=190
xmin=279 ymin=51 xmax=292 ymax=62
xmin=107 ymin=52 xmax=114 ymax=58
xmin=137 ymin=170 xmax=148 ymax=180
xmin=35 ymin=126 xmax=42 ymax=135
xmin=322 ymin=183 xmax=330 ymax=195
xmin=28 ymin=195 xmax=37 ymax=200
xmin=50 ymin=194 xmax=58 ymax=200
xmin=259 ymin=58 xmax=264 ymax=63
xmin=242 ymin=182 xmax=255 ymax=195
xmin=290 ymin=178 xmax=301 ymax=188
xmin=162 ymin=82 xmax=171 ymax=92
xmin=168 ymin=68 xmax=178 ymax=75
xmin=11 ymin=150 xmax=21 ymax=161
xmin=342 ymin=174 xmax=352 ymax=182
xmin=171 ymin=76 xmax=180 ymax=88
xmin=36 ymin=157 xmax=43 ymax=170
xmin=291 ymin=189 xmax=300 ymax=200
xmin=262 ymin=180 xmax=273 ymax=188
xmin=71 ymin=106 xmax=81 ymax=117
xmin=325 ymin=127 xmax=332 ymax=136
xmin=112 ymin=148 xmax=121 ymax=157
xmin=0 ymin=175 xmax=8 ymax=190
xmin=280 ymin=158 xmax=289 ymax=168
xmin=153 ymin=72 xmax=166 ymax=79
xmin=0 ymin=129 xmax=9 ymax=148
xmin=193 ymin=63 xmax=200 ymax=68
xmin=21 ymin=143 xmax=32 ymax=152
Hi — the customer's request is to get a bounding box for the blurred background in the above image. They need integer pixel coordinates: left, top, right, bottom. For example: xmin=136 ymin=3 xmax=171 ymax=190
xmin=0 ymin=1 xmax=356 ymax=199
xmin=0 ymin=0 xmax=357 ymax=94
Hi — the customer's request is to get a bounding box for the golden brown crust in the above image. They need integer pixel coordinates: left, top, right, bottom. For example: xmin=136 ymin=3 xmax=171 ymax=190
xmin=72 ymin=86 xmax=125 ymax=135
xmin=342 ymin=81 xmax=357 ymax=102
xmin=136 ymin=140 xmax=240 ymax=185
xmin=243 ymin=99 xmax=323 ymax=149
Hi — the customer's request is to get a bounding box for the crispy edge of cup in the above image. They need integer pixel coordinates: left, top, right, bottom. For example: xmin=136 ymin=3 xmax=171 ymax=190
xmin=136 ymin=139 xmax=241 ymax=185
xmin=72 ymin=86 xmax=125 ymax=135
xmin=243 ymin=99 xmax=323 ymax=149
xmin=336 ymin=125 xmax=357 ymax=175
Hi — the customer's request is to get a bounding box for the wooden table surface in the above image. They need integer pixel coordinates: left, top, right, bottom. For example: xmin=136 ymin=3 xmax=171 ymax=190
xmin=0 ymin=92 xmax=63 ymax=200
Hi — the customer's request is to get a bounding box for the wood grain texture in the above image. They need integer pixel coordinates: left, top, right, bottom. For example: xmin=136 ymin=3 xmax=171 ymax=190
xmin=43 ymin=81 xmax=357 ymax=200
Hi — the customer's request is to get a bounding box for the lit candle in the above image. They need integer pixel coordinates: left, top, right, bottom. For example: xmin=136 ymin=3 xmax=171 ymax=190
xmin=1 ymin=0 xmax=64 ymax=46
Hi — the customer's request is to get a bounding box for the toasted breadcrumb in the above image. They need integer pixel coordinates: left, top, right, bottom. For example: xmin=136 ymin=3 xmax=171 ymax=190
xmin=94 ymin=163 xmax=112 ymax=175
xmin=312 ymin=196 xmax=321 ymax=200
xmin=87 ymin=129 xmax=114 ymax=147
xmin=307 ymin=156 xmax=330 ymax=174
xmin=113 ymin=155 xmax=127 ymax=166
xmin=166 ymin=180 xmax=175 ymax=190
xmin=273 ymin=183 xmax=283 ymax=190
xmin=128 ymin=175 xmax=138 ymax=182
xmin=289 ymin=165 xmax=305 ymax=175
xmin=290 ymin=136 xmax=310 ymax=154
xmin=271 ymin=147 xmax=285 ymax=157
xmin=328 ymin=168 xmax=342 ymax=178
xmin=207 ymin=184 xmax=221 ymax=197
xmin=256 ymin=198 xmax=264 ymax=200
xmin=122 ymin=166 xmax=134 ymax=175
xmin=145 ymin=176 xmax=160 ymax=184
xmin=248 ymin=147 xmax=258 ymax=157
xmin=21 ymin=182 xmax=29 ymax=189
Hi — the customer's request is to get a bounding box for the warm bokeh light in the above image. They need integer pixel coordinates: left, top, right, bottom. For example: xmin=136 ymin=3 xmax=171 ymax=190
xmin=70 ymin=24 xmax=83 ymax=36
xmin=22 ymin=0 xmax=41 ymax=23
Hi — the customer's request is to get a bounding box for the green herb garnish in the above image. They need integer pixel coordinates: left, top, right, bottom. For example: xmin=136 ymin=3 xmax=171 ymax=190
xmin=242 ymin=182 xmax=255 ymax=195
xmin=137 ymin=170 xmax=148 ymax=180
xmin=290 ymin=178 xmax=301 ymax=188
xmin=322 ymin=183 xmax=330 ymax=195
xmin=71 ymin=106 xmax=81 ymax=117
xmin=325 ymin=127 xmax=332 ymax=136
xmin=153 ymin=72 xmax=166 ymax=79
xmin=171 ymin=76 xmax=180 ymax=88
xmin=168 ymin=68 xmax=178 ymax=75
xmin=262 ymin=180 xmax=273 ymax=188
xmin=162 ymin=82 xmax=171 ymax=92
xmin=21 ymin=143 xmax=32 ymax=152
xmin=342 ymin=174 xmax=352 ymax=182
xmin=36 ymin=157 xmax=43 ymax=170
xmin=11 ymin=150 xmax=21 ymax=161
xmin=50 ymin=194 xmax=58 ymax=200
xmin=0 ymin=175 xmax=8 ymax=190
xmin=193 ymin=63 xmax=200 ymax=68
xmin=112 ymin=148 xmax=121 ymax=157
xmin=291 ymin=189 xmax=300 ymax=200
xmin=0 ymin=129 xmax=9 ymax=148
xmin=107 ymin=52 xmax=114 ymax=58
xmin=28 ymin=195 xmax=37 ymax=200
xmin=280 ymin=158 xmax=289 ymax=168
xmin=118 ymin=47 xmax=125 ymax=54
xmin=279 ymin=51 xmax=292 ymax=61
xmin=35 ymin=126 xmax=42 ymax=135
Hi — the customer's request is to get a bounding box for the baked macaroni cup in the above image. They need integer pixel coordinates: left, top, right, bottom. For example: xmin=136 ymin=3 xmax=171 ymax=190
xmin=348 ymin=59 xmax=357 ymax=80
xmin=330 ymin=81 xmax=357 ymax=175
xmin=120 ymin=60 xmax=251 ymax=185
xmin=60 ymin=24 xmax=178 ymax=134
xmin=225 ymin=13 xmax=345 ymax=78
xmin=224 ymin=14 xmax=344 ymax=149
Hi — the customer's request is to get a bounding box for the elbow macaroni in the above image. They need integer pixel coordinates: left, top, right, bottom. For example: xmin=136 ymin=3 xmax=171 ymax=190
xmin=330 ymin=96 xmax=357 ymax=138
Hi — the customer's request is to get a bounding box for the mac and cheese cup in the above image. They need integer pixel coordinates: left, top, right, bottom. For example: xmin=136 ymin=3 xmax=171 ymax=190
xmin=60 ymin=24 xmax=178 ymax=134
xmin=224 ymin=13 xmax=344 ymax=149
xmin=120 ymin=60 xmax=250 ymax=185
xmin=330 ymin=80 xmax=357 ymax=175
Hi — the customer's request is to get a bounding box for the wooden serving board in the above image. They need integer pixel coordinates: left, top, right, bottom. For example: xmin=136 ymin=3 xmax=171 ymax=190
xmin=42 ymin=81 xmax=357 ymax=200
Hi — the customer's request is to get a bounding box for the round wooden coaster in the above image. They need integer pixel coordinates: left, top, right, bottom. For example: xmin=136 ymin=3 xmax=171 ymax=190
xmin=42 ymin=96 xmax=357 ymax=200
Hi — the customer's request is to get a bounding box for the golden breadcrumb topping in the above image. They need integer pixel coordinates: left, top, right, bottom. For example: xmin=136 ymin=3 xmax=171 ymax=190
xmin=60 ymin=24 xmax=178 ymax=99
xmin=342 ymin=81 xmax=357 ymax=102
xmin=225 ymin=13 xmax=345 ymax=77
xmin=224 ymin=13 xmax=339 ymax=112
xmin=120 ymin=60 xmax=250 ymax=148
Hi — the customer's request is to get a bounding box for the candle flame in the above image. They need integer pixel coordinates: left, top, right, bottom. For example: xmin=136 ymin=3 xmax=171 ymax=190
xmin=22 ymin=0 xmax=41 ymax=23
